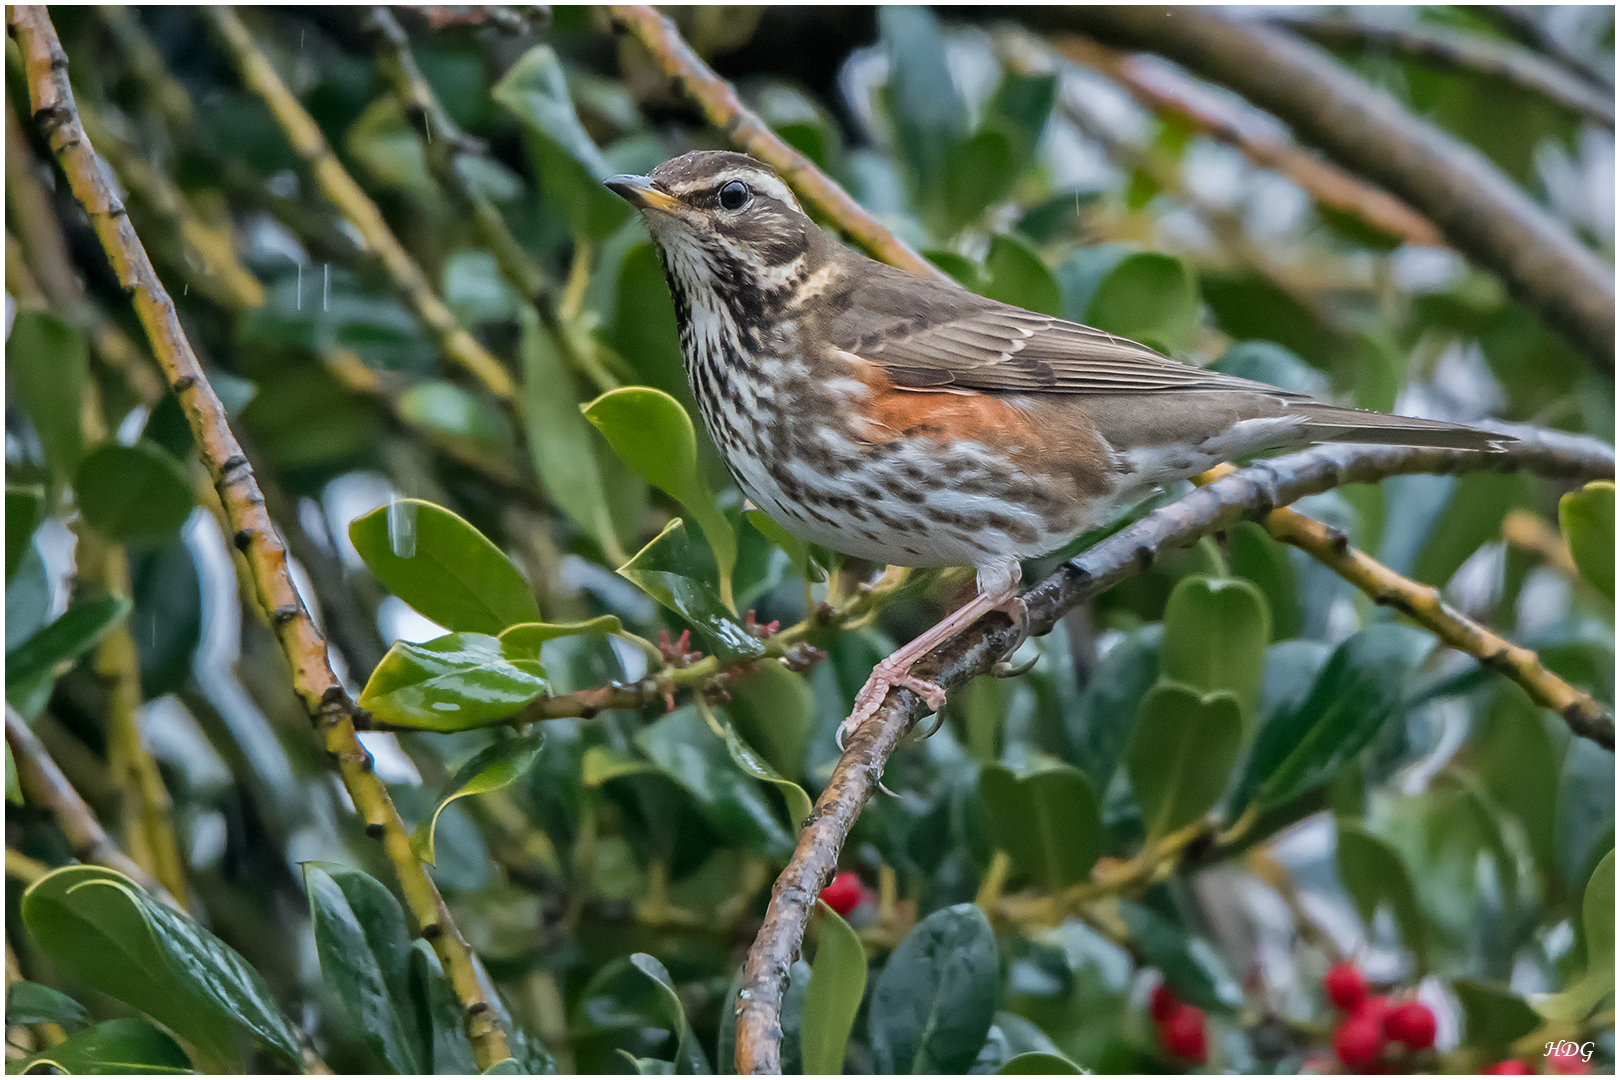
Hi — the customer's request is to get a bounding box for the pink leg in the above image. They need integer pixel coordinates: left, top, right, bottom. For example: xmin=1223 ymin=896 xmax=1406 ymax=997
xmin=840 ymin=560 xmax=1022 ymax=748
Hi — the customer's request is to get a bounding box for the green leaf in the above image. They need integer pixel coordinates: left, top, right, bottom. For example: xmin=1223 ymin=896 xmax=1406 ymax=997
xmin=1066 ymin=623 xmax=1160 ymax=791
xmin=483 ymin=1058 xmax=524 ymax=1074
xmin=411 ymin=733 xmax=545 ymax=863
xmin=869 ymin=903 xmax=998 ymax=1074
xmin=6 ymin=981 xmax=89 ymax=1027
xmin=520 ymin=309 xmax=638 ymax=563
xmin=1083 ymin=252 xmax=1199 ymax=355
xmin=998 ymin=1051 xmax=1082 ymax=1074
xmin=398 ymin=381 xmax=510 ymax=445
xmin=305 ymin=864 xmax=423 ymax=1073
xmin=359 ymin=632 xmax=548 ymax=731
xmin=444 ymin=249 xmax=521 ymax=325
xmin=983 ymin=72 xmax=1056 ymax=169
xmin=14 ymin=1018 xmax=194 ymax=1075
xmin=5 ymin=594 xmax=132 ymax=694
xmin=879 ymin=5 xmax=967 ymax=214
xmin=726 ymin=662 xmax=813 ymax=780
xmin=942 ymin=130 xmax=1017 ymax=233
xmin=498 ymin=616 xmax=625 ymax=661
xmin=7 ymin=485 xmax=44 ymax=583
xmin=616 ymin=520 xmax=764 ymax=663
xmin=1127 ymin=683 xmax=1244 ymax=842
xmin=1232 ymin=625 xmax=1429 ymax=812
xmin=978 ymin=761 xmax=1102 ymax=890
xmin=73 ymin=442 xmax=197 ymax=546
xmin=743 ymin=509 xmax=824 ymax=583
xmin=628 ymin=953 xmax=709 ymax=1075
xmin=1160 ymin=576 xmax=1270 ymax=720
xmin=723 ymin=722 xmax=813 ymax=830
xmin=1453 ymin=978 xmax=1541 ymax=1053
xmin=584 ymin=386 xmax=737 ymax=612
xmin=636 ymin=707 xmax=794 ymax=859
xmin=20 ymin=865 xmax=302 ymax=1071
xmin=1335 ymin=822 xmax=1430 ymax=973
xmin=349 ymin=498 xmax=540 ymax=634
xmin=493 ymin=45 xmax=631 ymax=241
xmin=6 ymin=742 xmax=20 ymax=806
xmin=8 ymin=311 xmax=88 ymax=483
xmin=1534 ymin=846 xmax=1614 ymax=1021
xmin=1118 ymin=901 xmax=1242 ymax=1013
xmin=345 ymin=96 xmax=433 ymax=195
xmin=800 ymin=902 xmax=867 ymax=1076
xmin=408 ymin=940 xmax=478 ymax=1074
xmin=1224 ymin=523 xmax=1301 ymax=641
xmin=980 ymin=234 xmax=1062 ymax=317
xmin=1560 ymin=480 xmax=1614 ymax=601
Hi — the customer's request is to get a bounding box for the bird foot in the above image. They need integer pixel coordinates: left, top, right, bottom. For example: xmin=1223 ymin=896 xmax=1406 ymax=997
xmin=837 ymin=663 xmax=947 ymax=750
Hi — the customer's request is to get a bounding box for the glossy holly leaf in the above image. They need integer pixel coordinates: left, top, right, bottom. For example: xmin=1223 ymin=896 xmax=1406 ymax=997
xmin=799 ymin=902 xmax=867 ymax=1075
xmin=520 ymin=309 xmax=640 ymax=563
xmin=616 ymin=520 xmax=765 ymax=664
xmin=1118 ymin=901 xmax=1242 ymax=1013
xmin=1232 ymin=625 xmax=1430 ymax=812
xmin=305 ymin=864 xmax=423 ymax=1073
xmin=629 ymin=953 xmax=709 ymax=1075
xmin=1335 ymin=822 xmax=1430 ymax=973
xmin=1066 ymin=624 xmax=1161 ymax=790
xmin=21 ymin=865 xmax=302 ymax=1072
xmin=723 ymin=721 xmax=813 ymax=830
xmin=493 ymin=45 xmax=631 ymax=241
xmin=359 ymin=632 xmax=548 ymax=731
xmin=1084 ymin=252 xmax=1200 ymax=355
xmin=869 ymin=903 xmax=998 ymax=1074
xmin=584 ymin=386 xmax=738 ymax=612
xmin=7 ymin=485 xmax=44 ymax=583
xmin=411 ymin=733 xmax=545 ymax=864
xmin=978 ymin=761 xmax=1102 ymax=890
xmin=636 ymin=707 xmax=794 ymax=859
xmin=1559 ymin=480 xmax=1614 ymax=602
xmin=1160 ymin=576 xmax=1270 ymax=720
xmin=498 ymin=616 xmax=625 ymax=661
xmin=1454 ymin=978 xmax=1541 ymax=1053
xmin=6 ymin=594 xmax=132 ymax=697
xmin=1534 ymin=846 xmax=1614 ymax=1022
xmin=999 ymin=1052 xmax=1083 ymax=1074
xmin=350 ymin=498 xmax=540 ymax=634
xmin=1224 ymin=523 xmax=1301 ymax=641
xmin=398 ymin=380 xmax=510 ymax=446
xmin=727 ymin=661 xmax=813 ymax=780
xmin=74 ymin=442 xmax=196 ymax=546
xmin=6 ymin=980 xmax=89 ymax=1027
xmin=1128 ymin=683 xmax=1244 ymax=842
xmin=8 ymin=311 xmax=88 ymax=484
xmin=13 ymin=1017 xmax=193 ymax=1075
xmin=980 ymin=234 xmax=1063 ymax=317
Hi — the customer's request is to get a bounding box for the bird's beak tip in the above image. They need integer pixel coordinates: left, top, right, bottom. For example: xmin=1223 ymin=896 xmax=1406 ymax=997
xmin=604 ymin=174 xmax=679 ymax=212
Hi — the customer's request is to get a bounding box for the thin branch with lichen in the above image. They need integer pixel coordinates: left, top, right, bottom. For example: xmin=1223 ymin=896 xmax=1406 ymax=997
xmin=206 ymin=6 xmax=517 ymax=402
xmin=7 ymin=6 xmax=512 ymax=1066
xmin=608 ymin=4 xmax=954 ymax=284
xmin=733 ymin=427 xmax=1614 ymax=1073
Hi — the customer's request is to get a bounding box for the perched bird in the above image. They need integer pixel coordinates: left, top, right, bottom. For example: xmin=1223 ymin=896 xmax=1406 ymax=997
xmin=606 ymin=151 xmax=1507 ymax=745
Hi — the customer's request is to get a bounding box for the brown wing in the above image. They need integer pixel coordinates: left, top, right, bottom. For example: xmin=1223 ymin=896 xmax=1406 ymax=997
xmin=822 ymin=255 xmax=1309 ymax=400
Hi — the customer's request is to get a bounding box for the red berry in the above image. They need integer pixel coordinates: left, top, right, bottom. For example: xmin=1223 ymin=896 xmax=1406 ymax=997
xmin=1149 ymin=983 xmax=1180 ymax=1023
xmin=1548 ymin=1045 xmax=1591 ymax=1075
xmin=1160 ymin=1004 xmax=1207 ymax=1064
xmin=1352 ymin=994 xmax=1391 ymax=1025
xmin=1381 ymin=1001 xmax=1436 ymax=1050
xmin=1334 ymin=1014 xmax=1385 ymax=1069
xmin=1324 ymin=963 xmax=1368 ymax=1011
xmin=819 ymin=872 xmax=863 ymax=916
xmin=1482 ymin=1061 xmax=1534 ymax=1075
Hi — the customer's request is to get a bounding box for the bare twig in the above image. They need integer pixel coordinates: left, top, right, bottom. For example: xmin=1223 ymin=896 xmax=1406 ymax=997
xmin=1279 ymin=15 xmax=1613 ymax=128
xmin=1475 ymin=6 xmax=1614 ymax=93
xmin=8 ymin=7 xmax=512 ymax=1066
xmin=1204 ymin=462 xmax=1614 ymax=748
xmin=733 ymin=425 xmax=1614 ymax=1072
xmin=1045 ymin=7 xmax=1615 ymax=369
xmin=207 ymin=6 xmax=517 ymax=402
xmin=1051 ymin=33 xmax=1444 ymax=249
xmin=607 ymin=4 xmax=954 ymax=284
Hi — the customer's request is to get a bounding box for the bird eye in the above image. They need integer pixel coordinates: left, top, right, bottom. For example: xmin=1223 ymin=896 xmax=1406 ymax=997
xmin=718 ymin=180 xmax=750 ymax=211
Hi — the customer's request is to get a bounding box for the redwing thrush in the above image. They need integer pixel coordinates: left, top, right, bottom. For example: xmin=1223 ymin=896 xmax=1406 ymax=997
xmin=606 ymin=151 xmax=1508 ymax=745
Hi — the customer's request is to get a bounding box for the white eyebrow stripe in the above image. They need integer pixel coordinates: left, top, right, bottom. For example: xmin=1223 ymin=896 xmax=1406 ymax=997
xmin=670 ymin=167 xmax=802 ymax=212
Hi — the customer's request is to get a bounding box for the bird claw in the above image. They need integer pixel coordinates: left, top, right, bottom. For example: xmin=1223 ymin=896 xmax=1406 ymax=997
xmin=837 ymin=666 xmax=947 ymax=750
xmin=991 ymin=654 xmax=1039 ymax=679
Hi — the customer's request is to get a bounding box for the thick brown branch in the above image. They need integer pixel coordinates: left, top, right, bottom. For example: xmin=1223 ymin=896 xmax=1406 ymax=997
xmin=1043 ymin=7 xmax=1615 ymax=369
xmin=734 ymin=425 xmax=1614 ymax=1073
xmin=607 ymin=4 xmax=953 ymax=284
xmin=7 ymin=7 xmax=512 ymax=1066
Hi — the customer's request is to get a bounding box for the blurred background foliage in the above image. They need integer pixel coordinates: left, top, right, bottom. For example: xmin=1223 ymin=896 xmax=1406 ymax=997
xmin=3 ymin=4 xmax=1614 ymax=1074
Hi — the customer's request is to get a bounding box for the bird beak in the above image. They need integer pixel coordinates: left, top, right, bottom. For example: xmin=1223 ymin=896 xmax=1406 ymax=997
xmin=604 ymin=174 xmax=681 ymax=213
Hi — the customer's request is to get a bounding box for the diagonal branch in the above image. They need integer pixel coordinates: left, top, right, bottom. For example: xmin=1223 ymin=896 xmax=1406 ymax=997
xmin=733 ymin=426 xmax=1614 ymax=1073
xmin=607 ymin=4 xmax=954 ymax=285
xmin=6 ymin=7 xmax=513 ymax=1067
xmin=1043 ymin=6 xmax=1615 ymax=370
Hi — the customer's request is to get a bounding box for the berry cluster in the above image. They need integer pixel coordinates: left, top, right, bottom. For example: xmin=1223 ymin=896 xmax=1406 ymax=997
xmin=1150 ymin=983 xmax=1208 ymax=1065
xmin=1323 ymin=962 xmax=1436 ymax=1071
xmin=1483 ymin=1046 xmax=1592 ymax=1074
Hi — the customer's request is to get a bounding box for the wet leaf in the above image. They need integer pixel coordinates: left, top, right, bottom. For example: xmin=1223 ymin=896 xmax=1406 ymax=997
xmin=359 ymin=632 xmax=548 ymax=731
xmin=628 ymin=953 xmax=709 ymax=1075
xmin=636 ymin=707 xmax=794 ymax=859
xmin=499 ymin=616 xmax=626 ymax=661
xmin=722 ymin=721 xmax=812 ymax=829
xmin=616 ymin=520 xmax=764 ymax=663
xmin=411 ymin=733 xmax=545 ymax=863
xmin=13 ymin=1017 xmax=193 ymax=1075
xmin=869 ymin=903 xmax=997 ymax=1074
xmin=5 ymin=981 xmax=89 ymax=1028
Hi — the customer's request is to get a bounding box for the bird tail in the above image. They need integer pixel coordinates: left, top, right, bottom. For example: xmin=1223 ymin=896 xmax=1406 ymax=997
xmin=1296 ymin=404 xmax=1515 ymax=452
